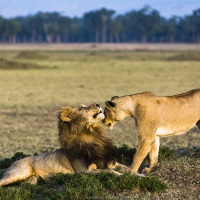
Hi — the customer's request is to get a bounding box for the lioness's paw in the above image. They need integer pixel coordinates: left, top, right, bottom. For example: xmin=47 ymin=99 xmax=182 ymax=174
xmin=142 ymin=167 xmax=151 ymax=173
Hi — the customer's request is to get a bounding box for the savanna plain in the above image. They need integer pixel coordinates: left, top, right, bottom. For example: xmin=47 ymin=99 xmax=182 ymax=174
xmin=0 ymin=44 xmax=199 ymax=199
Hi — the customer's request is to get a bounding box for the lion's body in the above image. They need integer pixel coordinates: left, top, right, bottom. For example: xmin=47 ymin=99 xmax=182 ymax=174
xmin=0 ymin=104 xmax=129 ymax=187
xmin=0 ymin=149 xmax=75 ymax=186
xmin=104 ymin=89 xmax=200 ymax=175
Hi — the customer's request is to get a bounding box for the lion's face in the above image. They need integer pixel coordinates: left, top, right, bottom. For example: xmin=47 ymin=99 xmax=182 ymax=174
xmin=103 ymin=97 xmax=127 ymax=129
xmin=77 ymin=103 xmax=105 ymax=125
xmin=59 ymin=103 xmax=105 ymax=126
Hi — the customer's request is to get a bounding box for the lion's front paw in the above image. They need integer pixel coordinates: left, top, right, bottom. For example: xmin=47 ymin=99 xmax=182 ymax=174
xmin=130 ymin=170 xmax=145 ymax=177
xmin=114 ymin=171 xmax=123 ymax=176
xmin=88 ymin=163 xmax=97 ymax=171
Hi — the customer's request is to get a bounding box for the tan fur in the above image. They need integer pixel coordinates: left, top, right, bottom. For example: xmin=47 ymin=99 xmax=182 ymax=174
xmin=0 ymin=104 xmax=129 ymax=187
xmin=104 ymin=89 xmax=200 ymax=175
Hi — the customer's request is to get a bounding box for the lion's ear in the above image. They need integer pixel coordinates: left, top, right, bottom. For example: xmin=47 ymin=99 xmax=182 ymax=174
xmin=105 ymin=101 xmax=116 ymax=108
xmin=60 ymin=111 xmax=71 ymax=122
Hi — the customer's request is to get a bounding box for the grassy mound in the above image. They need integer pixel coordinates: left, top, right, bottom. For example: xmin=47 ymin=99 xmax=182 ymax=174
xmin=0 ymin=173 xmax=167 ymax=200
xmin=0 ymin=58 xmax=46 ymax=69
xmin=0 ymin=146 xmax=170 ymax=199
xmin=168 ymin=52 xmax=200 ymax=61
xmin=16 ymin=51 xmax=48 ymax=60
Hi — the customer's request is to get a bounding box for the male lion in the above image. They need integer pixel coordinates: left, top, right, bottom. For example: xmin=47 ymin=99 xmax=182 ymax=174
xmin=0 ymin=104 xmax=129 ymax=187
xmin=103 ymin=89 xmax=200 ymax=175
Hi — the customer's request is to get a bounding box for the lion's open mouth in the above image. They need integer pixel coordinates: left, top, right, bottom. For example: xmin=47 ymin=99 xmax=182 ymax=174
xmin=93 ymin=110 xmax=103 ymax=118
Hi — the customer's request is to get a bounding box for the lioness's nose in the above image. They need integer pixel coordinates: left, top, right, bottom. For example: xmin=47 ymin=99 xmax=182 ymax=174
xmin=96 ymin=104 xmax=100 ymax=108
xmin=102 ymin=119 xmax=105 ymax=123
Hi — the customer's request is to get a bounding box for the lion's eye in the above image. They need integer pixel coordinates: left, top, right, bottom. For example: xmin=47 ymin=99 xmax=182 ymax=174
xmin=80 ymin=104 xmax=87 ymax=110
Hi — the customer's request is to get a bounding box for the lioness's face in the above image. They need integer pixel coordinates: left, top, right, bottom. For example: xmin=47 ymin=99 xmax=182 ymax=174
xmin=103 ymin=99 xmax=127 ymax=129
xmin=60 ymin=103 xmax=104 ymax=125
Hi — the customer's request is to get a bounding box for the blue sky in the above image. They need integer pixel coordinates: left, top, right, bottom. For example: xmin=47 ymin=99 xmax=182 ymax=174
xmin=0 ymin=0 xmax=199 ymax=18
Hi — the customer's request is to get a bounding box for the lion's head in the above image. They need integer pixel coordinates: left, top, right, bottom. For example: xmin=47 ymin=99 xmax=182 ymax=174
xmin=58 ymin=103 xmax=116 ymax=168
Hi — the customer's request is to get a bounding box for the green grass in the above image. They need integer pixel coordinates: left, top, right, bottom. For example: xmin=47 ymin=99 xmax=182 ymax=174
xmin=0 ymin=146 xmax=169 ymax=199
xmin=0 ymin=46 xmax=199 ymax=199
xmin=0 ymin=173 xmax=167 ymax=200
xmin=0 ymin=146 xmax=199 ymax=199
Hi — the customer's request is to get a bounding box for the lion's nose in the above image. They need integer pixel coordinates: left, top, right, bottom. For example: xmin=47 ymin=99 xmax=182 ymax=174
xmin=96 ymin=104 xmax=100 ymax=108
xmin=102 ymin=119 xmax=105 ymax=123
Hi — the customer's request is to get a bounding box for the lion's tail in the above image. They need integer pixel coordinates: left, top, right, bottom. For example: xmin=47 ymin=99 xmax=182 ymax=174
xmin=0 ymin=156 xmax=34 ymax=187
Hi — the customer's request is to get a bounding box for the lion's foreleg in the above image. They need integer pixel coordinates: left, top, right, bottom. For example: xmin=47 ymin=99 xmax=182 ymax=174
xmin=89 ymin=169 xmax=122 ymax=176
xmin=0 ymin=157 xmax=34 ymax=187
xmin=87 ymin=163 xmax=97 ymax=171
xmin=114 ymin=162 xmax=130 ymax=173
xmin=142 ymin=136 xmax=160 ymax=173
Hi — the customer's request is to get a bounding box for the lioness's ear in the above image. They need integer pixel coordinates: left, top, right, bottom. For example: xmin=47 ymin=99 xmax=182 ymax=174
xmin=111 ymin=96 xmax=119 ymax=101
xmin=60 ymin=111 xmax=71 ymax=122
xmin=105 ymin=101 xmax=116 ymax=108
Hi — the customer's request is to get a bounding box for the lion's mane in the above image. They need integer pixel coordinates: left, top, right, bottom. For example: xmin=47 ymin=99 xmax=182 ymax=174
xmin=58 ymin=108 xmax=116 ymax=169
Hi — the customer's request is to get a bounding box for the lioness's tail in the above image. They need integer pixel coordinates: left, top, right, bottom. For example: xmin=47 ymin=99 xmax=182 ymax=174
xmin=0 ymin=156 xmax=34 ymax=187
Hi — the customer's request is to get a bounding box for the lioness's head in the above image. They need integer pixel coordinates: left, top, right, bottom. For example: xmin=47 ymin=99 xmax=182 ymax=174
xmin=103 ymin=96 xmax=128 ymax=129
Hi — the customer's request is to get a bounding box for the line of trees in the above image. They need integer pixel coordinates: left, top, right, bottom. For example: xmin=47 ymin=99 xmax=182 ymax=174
xmin=0 ymin=6 xmax=200 ymax=43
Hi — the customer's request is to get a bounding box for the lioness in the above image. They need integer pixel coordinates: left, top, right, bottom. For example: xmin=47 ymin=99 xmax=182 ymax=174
xmin=0 ymin=104 xmax=129 ymax=187
xmin=103 ymin=89 xmax=200 ymax=175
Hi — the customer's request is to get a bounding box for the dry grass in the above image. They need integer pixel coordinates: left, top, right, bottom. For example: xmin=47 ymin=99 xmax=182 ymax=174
xmin=1 ymin=43 xmax=200 ymax=51
xmin=0 ymin=45 xmax=199 ymax=198
xmin=0 ymin=48 xmax=200 ymax=158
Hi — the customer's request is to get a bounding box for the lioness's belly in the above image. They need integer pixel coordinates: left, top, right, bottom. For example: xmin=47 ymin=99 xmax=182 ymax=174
xmin=156 ymin=124 xmax=196 ymax=137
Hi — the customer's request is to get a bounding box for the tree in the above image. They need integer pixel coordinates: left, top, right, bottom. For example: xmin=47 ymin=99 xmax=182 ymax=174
xmin=0 ymin=6 xmax=200 ymax=43
xmin=83 ymin=8 xmax=115 ymax=43
xmin=83 ymin=10 xmax=102 ymax=42
xmin=99 ymin=8 xmax=115 ymax=43
xmin=4 ymin=19 xmax=20 ymax=43
xmin=186 ymin=8 xmax=200 ymax=43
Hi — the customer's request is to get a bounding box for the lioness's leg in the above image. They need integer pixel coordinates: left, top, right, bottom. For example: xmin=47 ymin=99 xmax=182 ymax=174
xmin=130 ymin=135 xmax=156 ymax=175
xmin=0 ymin=157 xmax=34 ymax=187
xmin=142 ymin=136 xmax=160 ymax=173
